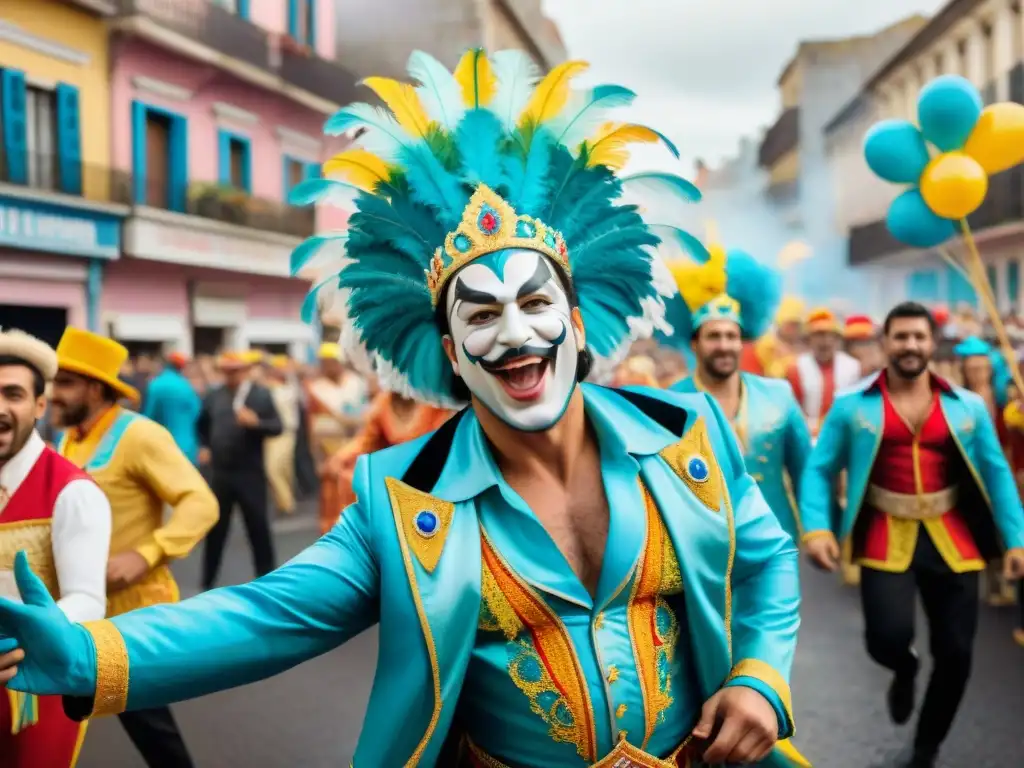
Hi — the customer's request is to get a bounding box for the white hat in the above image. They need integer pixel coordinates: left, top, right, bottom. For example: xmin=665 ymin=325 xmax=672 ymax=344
xmin=0 ymin=328 xmax=58 ymax=381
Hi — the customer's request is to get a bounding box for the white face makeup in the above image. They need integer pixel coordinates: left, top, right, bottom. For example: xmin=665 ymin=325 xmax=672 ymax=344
xmin=445 ymin=248 xmax=583 ymax=431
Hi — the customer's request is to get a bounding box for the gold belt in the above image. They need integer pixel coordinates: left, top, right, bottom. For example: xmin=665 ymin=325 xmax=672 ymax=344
xmin=865 ymin=484 xmax=958 ymax=521
xmin=466 ymin=737 xmax=693 ymax=768
xmin=107 ymin=564 xmax=180 ymax=617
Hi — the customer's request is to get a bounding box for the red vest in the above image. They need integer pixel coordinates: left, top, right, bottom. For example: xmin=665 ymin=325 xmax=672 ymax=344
xmin=1 ymin=446 xmax=92 ymax=524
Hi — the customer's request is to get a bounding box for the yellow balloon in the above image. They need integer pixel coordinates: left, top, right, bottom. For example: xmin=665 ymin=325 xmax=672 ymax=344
xmin=919 ymin=152 xmax=988 ymax=219
xmin=964 ymin=102 xmax=1024 ymax=175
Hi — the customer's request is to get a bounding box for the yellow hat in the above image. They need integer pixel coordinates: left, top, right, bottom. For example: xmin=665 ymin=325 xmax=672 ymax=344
xmin=318 ymin=342 xmax=342 ymax=361
xmin=56 ymin=328 xmax=139 ymax=402
xmin=218 ymin=351 xmax=252 ymax=370
xmin=776 ymin=296 xmax=805 ymax=326
xmin=270 ymin=354 xmax=290 ymax=370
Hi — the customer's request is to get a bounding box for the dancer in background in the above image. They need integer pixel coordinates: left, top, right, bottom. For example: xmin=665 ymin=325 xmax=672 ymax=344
xmin=801 ymin=302 xmax=1024 ymax=768
xmin=844 ymin=315 xmax=884 ymax=377
xmin=51 ymin=328 xmax=218 ymax=768
xmin=263 ymin=356 xmax=301 ymax=516
xmin=0 ymin=330 xmax=111 ymax=768
xmin=143 ymin=352 xmax=202 ymax=465
xmin=666 ymin=246 xmax=811 ymax=542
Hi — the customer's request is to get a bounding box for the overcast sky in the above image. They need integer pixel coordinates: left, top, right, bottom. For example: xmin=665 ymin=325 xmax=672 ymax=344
xmin=544 ymin=0 xmax=947 ymax=174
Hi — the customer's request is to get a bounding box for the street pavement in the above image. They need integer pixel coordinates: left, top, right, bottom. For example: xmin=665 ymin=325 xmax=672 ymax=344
xmin=78 ymin=510 xmax=1024 ymax=768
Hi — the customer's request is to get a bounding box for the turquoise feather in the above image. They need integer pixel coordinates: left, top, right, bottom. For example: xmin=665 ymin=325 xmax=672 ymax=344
xmin=288 ymin=178 xmax=360 ymax=208
xmin=398 ymin=143 xmax=467 ymax=229
xmin=290 ymin=233 xmax=348 ymax=275
xmin=323 ymin=103 xmax=410 ymax=160
xmin=555 ymin=84 xmax=637 ymax=150
xmin=456 ymin=110 xmax=507 ymax=191
xmin=726 ymin=249 xmax=781 ymax=339
xmin=649 ymin=225 xmax=712 ymax=263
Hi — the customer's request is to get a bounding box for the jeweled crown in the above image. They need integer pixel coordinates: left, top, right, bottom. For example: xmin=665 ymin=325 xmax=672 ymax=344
xmin=426 ymin=185 xmax=570 ymax=306
xmin=694 ymin=293 xmax=741 ymax=328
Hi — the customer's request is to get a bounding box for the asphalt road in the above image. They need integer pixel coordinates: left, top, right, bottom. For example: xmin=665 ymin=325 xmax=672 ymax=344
xmin=77 ymin=510 xmax=1024 ymax=768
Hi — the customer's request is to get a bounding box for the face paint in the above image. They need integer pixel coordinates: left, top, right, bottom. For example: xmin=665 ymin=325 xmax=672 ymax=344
xmin=445 ymin=248 xmax=582 ymax=431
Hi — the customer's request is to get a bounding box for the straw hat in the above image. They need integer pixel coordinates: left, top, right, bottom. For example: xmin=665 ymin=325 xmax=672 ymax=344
xmin=0 ymin=328 xmax=58 ymax=381
xmin=55 ymin=328 xmax=139 ymax=402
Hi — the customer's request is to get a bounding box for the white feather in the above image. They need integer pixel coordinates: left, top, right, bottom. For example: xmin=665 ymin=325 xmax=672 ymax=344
xmin=406 ymin=50 xmax=465 ymax=131
xmin=490 ymin=50 xmax=541 ymax=131
xmin=326 ymin=102 xmax=412 ymax=162
xmin=553 ymin=86 xmax=636 ymax=150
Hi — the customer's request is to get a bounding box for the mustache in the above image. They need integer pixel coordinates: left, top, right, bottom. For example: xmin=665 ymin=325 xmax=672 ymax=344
xmin=480 ymin=344 xmax=559 ymax=372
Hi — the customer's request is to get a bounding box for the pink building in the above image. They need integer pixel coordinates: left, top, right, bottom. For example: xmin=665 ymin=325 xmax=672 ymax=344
xmin=101 ymin=0 xmax=355 ymax=357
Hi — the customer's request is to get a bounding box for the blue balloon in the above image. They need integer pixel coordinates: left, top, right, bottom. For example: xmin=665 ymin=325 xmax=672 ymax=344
xmin=864 ymin=120 xmax=931 ymax=183
xmin=886 ymin=189 xmax=957 ymax=247
xmin=917 ymin=75 xmax=982 ymax=152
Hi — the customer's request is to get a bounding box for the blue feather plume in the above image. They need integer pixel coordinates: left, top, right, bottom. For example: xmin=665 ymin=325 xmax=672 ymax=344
xmin=456 ymin=110 xmax=507 ymax=191
xmin=398 ymin=143 xmax=468 ymax=230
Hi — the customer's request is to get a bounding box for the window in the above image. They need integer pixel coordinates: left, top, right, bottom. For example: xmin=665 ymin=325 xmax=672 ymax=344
xmin=1008 ymin=262 xmax=1020 ymax=312
xmin=131 ymin=101 xmax=188 ymax=211
xmin=145 ymin=111 xmax=171 ymax=207
xmin=218 ymin=132 xmax=252 ymax=192
xmin=289 ymin=0 xmax=317 ymax=47
xmin=212 ymin=0 xmax=250 ymax=17
xmin=283 ymin=155 xmax=319 ymax=201
xmin=25 ymin=86 xmax=57 ymax=190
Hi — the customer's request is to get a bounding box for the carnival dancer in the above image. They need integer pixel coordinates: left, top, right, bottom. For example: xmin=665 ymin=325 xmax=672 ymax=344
xmin=0 ymin=330 xmax=111 ymax=768
xmin=844 ymin=315 xmax=884 ymax=376
xmin=0 ymin=50 xmax=809 ymax=768
xmin=49 ymin=328 xmax=218 ymax=768
xmin=321 ymin=388 xmax=451 ymax=533
xmin=199 ymin=352 xmax=282 ymax=590
xmin=664 ymin=247 xmax=811 ymax=543
xmin=786 ymin=308 xmax=861 ymax=439
xmin=800 ymin=302 xmax=1024 ymax=768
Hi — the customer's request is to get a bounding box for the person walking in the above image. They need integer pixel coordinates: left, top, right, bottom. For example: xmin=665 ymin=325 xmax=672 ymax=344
xmin=143 ymin=352 xmax=202 ymax=465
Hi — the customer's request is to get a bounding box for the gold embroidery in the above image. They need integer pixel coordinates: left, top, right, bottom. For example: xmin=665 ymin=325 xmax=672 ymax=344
xmin=615 ymin=703 xmax=628 ymax=718
xmin=83 ymin=620 xmax=130 ymax=717
xmin=0 ymin=521 xmax=59 ymax=598
xmin=659 ymin=417 xmax=722 ymax=512
xmin=727 ymin=658 xmax=794 ymax=733
xmin=479 ymin=556 xmax=523 ymax=640
xmin=626 ymin=487 xmax=683 ymax=748
xmin=607 ymin=665 xmax=620 ymax=683
xmin=107 ymin=565 xmax=179 ymax=617
xmin=467 ymin=736 xmax=693 ymax=768
xmin=482 ymin=534 xmax=597 ymax=761
xmin=386 ymin=477 xmax=455 ymax=573
xmin=594 ymin=612 xmax=605 ymax=630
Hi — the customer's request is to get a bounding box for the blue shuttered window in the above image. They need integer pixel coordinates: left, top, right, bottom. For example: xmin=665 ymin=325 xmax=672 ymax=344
xmin=131 ymin=101 xmax=147 ymax=204
xmin=237 ymin=0 xmax=251 ymax=19
xmin=218 ymin=130 xmax=252 ymax=192
xmin=131 ymin=100 xmax=188 ymax=212
xmin=55 ymin=84 xmax=82 ymax=195
xmin=282 ymin=155 xmax=321 ymax=202
xmin=288 ymin=0 xmax=316 ymax=46
xmin=169 ymin=115 xmax=188 ymax=212
xmin=1 ymin=69 xmax=28 ymax=184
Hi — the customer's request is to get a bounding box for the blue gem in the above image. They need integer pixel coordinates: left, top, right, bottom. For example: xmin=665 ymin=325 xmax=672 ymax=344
xmin=414 ymin=510 xmax=439 ymax=537
xmin=515 ymin=220 xmax=536 ymax=238
xmin=717 ymin=304 xmax=732 ymax=315
xmin=454 ymin=234 xmax=472 ymax=253
xmin=543 ymin=232 xmax=556 ymax=248
xmin=686 ymin=455 xmax=710 ymax=483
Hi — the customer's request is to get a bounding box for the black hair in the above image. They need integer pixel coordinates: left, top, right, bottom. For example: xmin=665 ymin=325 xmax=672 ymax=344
xmin=883 ymin=301 xmax=937 ymax=335
xmin=433 ymin=262 xmax=593 ymax=402
xmin=98 ymin=383 xmax=123 ymax=404
xmin=0 ymin=354 xmax=46 ymax=398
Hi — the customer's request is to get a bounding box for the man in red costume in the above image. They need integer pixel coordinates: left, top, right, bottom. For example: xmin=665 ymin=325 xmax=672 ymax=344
xmin=787 ymin=308 xmax=862 ymax=438
xmin=0 ymin=329 xmax=111 ymax=767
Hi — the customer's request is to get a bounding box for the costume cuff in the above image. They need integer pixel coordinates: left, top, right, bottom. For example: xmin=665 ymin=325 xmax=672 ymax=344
xmin=82 ymin=619 xmax=130 ymax=717
xmin=135 ymin=542 xmax=164 ymax=569
xmin=726 ymin=659 xmax=794 ymax=738
xmin=800 ymin=529 xmax=836 ymax=547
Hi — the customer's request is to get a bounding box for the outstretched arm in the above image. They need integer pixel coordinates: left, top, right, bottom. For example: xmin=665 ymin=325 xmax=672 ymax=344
xmin=0 ymin=458 xmax=380 ymax=719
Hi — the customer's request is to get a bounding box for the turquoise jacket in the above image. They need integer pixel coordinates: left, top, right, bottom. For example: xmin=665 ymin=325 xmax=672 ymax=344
xmin=66 ymin=385 xmax=804 ymax=766
xmin=800 ymin=372 xmax=1024 ymax=555
xmin=142 ymin=367 xmax=202 ymax=464
xmin=672 ymin=374 xmax=811 ymax=541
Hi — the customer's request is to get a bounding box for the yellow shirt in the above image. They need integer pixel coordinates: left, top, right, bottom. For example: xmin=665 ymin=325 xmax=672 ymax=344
xmin=61 ymin=406 xmax=219 ymax=614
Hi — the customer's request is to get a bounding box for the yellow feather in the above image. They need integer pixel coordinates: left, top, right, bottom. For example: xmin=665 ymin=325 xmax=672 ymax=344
xmin=518 ymin=60 xmax=589 ymax=127
xmin=585 ymin=123 xmax=661 ymax=170
xmin=454 ymin=48 xmax=497 ymax=108
xmin=360 ymin=77 xmax=431 ymax=137
xmin=322 ymin=150 xmax=391 ymax=191
xmin=668 ymin=244 xmax=728 ymax=312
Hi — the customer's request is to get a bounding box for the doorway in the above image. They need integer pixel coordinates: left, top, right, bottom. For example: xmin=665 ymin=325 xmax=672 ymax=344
xmin=193 ymin=326 xmax=226 ymax=356
xmin=0 ymin=304 xmax=68 ymax=348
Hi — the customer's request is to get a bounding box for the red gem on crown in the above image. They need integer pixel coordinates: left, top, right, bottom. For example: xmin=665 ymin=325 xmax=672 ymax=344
xmin=481 ymin=212 xmax=498 ymax=233
xmin=558 ymin=241 xmax=567 ymax=257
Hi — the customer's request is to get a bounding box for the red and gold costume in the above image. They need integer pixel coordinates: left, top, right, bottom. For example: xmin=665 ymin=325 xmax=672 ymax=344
xmin=858 ymin=375 xmax=982 ymax=572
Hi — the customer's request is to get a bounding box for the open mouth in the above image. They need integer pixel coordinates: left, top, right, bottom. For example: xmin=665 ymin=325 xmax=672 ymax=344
xmin=0 ymin=421 xmax=12 ymax=438
xmin=489 ymin=355 xmax=550 ymax=401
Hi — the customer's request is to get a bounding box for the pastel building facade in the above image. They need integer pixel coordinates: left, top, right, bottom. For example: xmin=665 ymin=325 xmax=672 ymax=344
xmin=0 ymin=0 xmax=124 ymax=347
xmin=101 ymin=0 xmax=355 ymax=358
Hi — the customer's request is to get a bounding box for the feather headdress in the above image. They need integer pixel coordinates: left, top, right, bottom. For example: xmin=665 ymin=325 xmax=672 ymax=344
xmin=290 ymin=49 xmax=702 ymax=406
xmin=658 ymin=233 xmax=782 ymax=348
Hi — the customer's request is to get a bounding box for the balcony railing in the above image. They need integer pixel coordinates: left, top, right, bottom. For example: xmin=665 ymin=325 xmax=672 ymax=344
xmin=1 ymin=151 xmax=132 ymax=205
xmin=279 ymin=47 xmax=361 ymax=106
xmin=758 ymin=107 xmax=799 ymax=169
xmin=137 ymin=179 xmax=315 ymax=237
xmin=848 ymin=166 xmax=1024 ymax=266
xmin=115 ymin=0 xmax=271 ymax=73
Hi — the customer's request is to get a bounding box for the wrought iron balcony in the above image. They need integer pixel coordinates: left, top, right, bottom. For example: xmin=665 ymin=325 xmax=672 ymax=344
xmin=758 ymin=107 xmax=799 ymax=169
xmin=848 ymin=166 xmax=1024 ymax=266
xmin=279 ymin=47 xmax=361 ymax=107
xmin=115 ymin=0 xmax=272 ymax=74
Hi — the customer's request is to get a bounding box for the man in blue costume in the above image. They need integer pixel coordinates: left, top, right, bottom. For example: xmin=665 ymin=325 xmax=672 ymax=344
xmin=663 ymin=241 xmax=811 ymax=542
xmin=801 ymin=302 xmax=1024 ymax=768
xmin=0 ymin=50 xmax=807 ymax=767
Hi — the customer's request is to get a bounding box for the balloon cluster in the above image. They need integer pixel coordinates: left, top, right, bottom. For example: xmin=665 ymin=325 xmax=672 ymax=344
xmin=864 ymin=75 xmax=1024 ymax=248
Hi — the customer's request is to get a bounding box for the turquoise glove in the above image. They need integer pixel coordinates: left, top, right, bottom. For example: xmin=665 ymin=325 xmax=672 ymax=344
xmin=0 ymin=551 xmax=96 ymax=697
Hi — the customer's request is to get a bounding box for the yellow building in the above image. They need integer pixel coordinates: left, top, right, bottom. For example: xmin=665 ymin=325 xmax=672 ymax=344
xmin=0 ymin=0 xmax=124 ymax=341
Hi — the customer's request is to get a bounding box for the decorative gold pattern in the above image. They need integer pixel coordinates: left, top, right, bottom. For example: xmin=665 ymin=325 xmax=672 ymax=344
xmin=615 ymin=703 xmax=628 ymax=719
xmin=466 ymin=734 xmax=693 ymax=767
xmin=107 ymin=565 xmax=179 ymax=617
xmin=481 ymin=533 xmax=597 ymax=761
xmin=426 ymin=185 xmax=569 ymax=306
xmin=385 ymin=477 xmax=455 ymax=573
xmin=727 ymin=658 xmax=794 ymax=733
xmin=607 ymin=665 xmax=620 ymax=683
xmin=83 ymin=620 xmax=130 ymax=717
xmin=479 ymin=555 xmax=524 ymax=640
xmin=627 ymin=486 xmax=683 ymax=747
xmin=658 ymin=417 xmax=722 ymax=512
xmin=0 ymin=520 xmax=59 ymax=598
